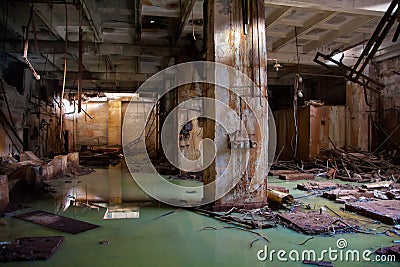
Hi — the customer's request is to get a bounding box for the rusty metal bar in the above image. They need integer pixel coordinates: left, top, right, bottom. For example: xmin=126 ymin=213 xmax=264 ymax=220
xmin=313 ymin=52 xmax=383 ymax=93
xmin=174 ymin=0 xmax=197 ymax=44
xmin=78 ymin=20 xmax=82 ymax=113
xmin=350 ymin=0 xmax=399 ymax=81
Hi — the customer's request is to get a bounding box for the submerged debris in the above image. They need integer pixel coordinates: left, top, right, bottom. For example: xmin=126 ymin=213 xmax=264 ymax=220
xmin=278 ymin=211 xmax=357 ymax=235
xmin=345 ymin=200 xmax=400 ymax=225
xmin=303 ymin=260 xmax=333 ymax=267
xmin=199 ymin=225 xmax=270 ymax=247
xmin=0 ymin=236 xmax=64 ymax=262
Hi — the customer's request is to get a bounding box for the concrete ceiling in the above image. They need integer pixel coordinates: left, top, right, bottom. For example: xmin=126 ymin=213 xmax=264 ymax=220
xmin=0 ymin=0 xmax=396 ymax=91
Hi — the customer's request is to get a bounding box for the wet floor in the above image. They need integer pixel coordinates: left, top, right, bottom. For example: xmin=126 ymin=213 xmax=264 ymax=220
xmin=0 ymin=165 xmax=399 ymax=266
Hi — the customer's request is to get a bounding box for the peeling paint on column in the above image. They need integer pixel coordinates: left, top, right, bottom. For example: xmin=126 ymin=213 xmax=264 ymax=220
xmin=206 ymin=0 xmax=270 ymax=206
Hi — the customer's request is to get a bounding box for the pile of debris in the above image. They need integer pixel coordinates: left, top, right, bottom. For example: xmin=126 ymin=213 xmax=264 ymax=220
xmin=0 ymin=151 xmax=94 ymax=212
xmin=271 ymin=147 xmax=400 ymax=183
xmin=325 ymin=149 xmax=400 ymax=183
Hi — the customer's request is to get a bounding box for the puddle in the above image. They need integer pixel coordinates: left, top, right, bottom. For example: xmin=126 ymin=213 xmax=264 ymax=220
xmin=0 ymin=169 xmax=398 ymax=266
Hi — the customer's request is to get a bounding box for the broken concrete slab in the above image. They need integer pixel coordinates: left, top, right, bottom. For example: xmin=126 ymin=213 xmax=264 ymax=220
xmin=0 ymin=236 xmax=64 ymax=262
xmin=278 ymin=210 xmax=356 ymax=235
xmin=297 ymin=181 xmax=338 ymax=191
xmin=345 ymin=200 xmax=400 ymax=225
xmin=20 ymin=151 xmax=43 ymax=165
xmin=15 ymin=210 xmax=100 ymax=234
xmin=322 ymin=189 xmax=374 ymax=201
xmin=361 ymin=181 xmax=393 ymax=190
xmin=66 ymin=152 xmax=79 ymax=165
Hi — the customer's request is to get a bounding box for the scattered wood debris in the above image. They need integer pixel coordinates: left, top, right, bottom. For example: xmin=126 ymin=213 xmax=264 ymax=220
xmin=279 ymin=173 xmax=315 ymax=181
xmin=297 ymin=181 xmax=339 ymax=191
xmin=278 ymin=210 xmax=357 ymax=235
xmin=345 ymin=200 xmax=400 ymax=225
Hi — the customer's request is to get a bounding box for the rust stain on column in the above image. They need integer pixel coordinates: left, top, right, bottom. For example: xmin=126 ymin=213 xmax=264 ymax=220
xmin=206 ymin=0 xmax=269 ymax=206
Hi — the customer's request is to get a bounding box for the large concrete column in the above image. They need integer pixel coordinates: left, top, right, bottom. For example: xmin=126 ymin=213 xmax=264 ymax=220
xmin=108 ymin=100 xmax=122 ymax=146
xmin=204 ymin=0 xmax=269 ymax=208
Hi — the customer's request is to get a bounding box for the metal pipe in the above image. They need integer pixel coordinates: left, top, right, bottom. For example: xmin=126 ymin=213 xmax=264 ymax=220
xmin=78 ymin=4 xmax=83 ymax=113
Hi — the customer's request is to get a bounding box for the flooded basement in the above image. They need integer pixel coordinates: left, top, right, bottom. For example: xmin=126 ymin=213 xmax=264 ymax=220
xmin=0 ymin=163 xmax=399 ymax=266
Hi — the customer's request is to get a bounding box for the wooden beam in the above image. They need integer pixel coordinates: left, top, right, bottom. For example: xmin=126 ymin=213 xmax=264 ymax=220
xmin=265 ymin=0 xmax=388 ymax=16
xmin=65 ymin=71 xmax=152 ymax=82
xmin=266 ymin=6 xmax=293 ymax=30
xmin=272 ymin=11 xmax=338 ymax=51
xmin=303 ymin=15 xmax=376 ymax=53
xmin=80 ymin=0 xmax=103 ymax=42
xmin=174 ymin=0 xmax=197 ymax=44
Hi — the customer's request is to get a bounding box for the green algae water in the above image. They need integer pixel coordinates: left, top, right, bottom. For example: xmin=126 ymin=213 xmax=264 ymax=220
xmin=1 ymin=168 xmax=398 ymax=267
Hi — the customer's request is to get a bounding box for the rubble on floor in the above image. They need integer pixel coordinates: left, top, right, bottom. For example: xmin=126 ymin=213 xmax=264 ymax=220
xmin=297 ymin=181 xmax=339 ymax=191
xmin=0 ymin=152 xmax=94 ymax=200
xmin=272 ymin=147 xmax=400 ymax=183
xmin=345 ymin=200 xmax=400 ymax=225
xmin=270 ymin=148 xmax=400 ymax=225
xmin=375 ymin=244 xmax=400 ymax=261
xmin=278 ymin=210 xmax=357 ymax=235
xmin=0 ymin=236 xmax=64 ymax=262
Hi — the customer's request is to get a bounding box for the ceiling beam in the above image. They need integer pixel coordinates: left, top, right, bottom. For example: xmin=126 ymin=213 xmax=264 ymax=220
xmin=32 ymin=3 xmax=67 ymax=40
xmin=1 ymin=40 xmax=181 ymax=57
xmin=80 ymin=0 xmax=103 ymax=42
xmin=174 ymin=0 xmax=197 ymax=44
xmin=65 ymin=72 xmax=152 ymax=82
xmin=265 ymin=0 xmax=388 ymax=16
xmin=267 ymin=50 xmax=358 ymax=65
xmin=266 ymin=6 xmax=294 ymax=30
xmin=302 ymin=15 xmax=376 ymax=53
xmin=272 ymin=11 xmax=338 ymax=51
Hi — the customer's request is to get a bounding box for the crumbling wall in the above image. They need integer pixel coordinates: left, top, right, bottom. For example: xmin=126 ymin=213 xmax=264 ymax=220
xmin=75 ymin=102 xmax=109 ymax=148
xmin=372 ymin=57 xmax=400 ymax=151
xmin=345 ymin=82 xmax=371 ymax=151
xmin=0 ymin=66 xmax=76 ymax=158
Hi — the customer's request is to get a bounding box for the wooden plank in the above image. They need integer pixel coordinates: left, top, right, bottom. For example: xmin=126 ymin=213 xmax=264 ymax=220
xmin=15 ymin=210 xmax=100 ymax=234
xmin=278 ymin=210 xmax=356 ymax=235
xmin=345 ymin=200 xmax=400 ymax=225
xmin=279 ymin=173 xmax=314 ymax=180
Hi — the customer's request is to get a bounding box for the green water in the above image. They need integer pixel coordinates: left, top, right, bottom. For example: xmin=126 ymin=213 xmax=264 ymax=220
xmin=1 ymin=169 xmax=398 ymax=266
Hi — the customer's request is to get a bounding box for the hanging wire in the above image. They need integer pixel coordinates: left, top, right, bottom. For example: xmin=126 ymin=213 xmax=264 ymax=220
xmin=60 ymin=3 xmax=68 ymax=147
xmin=292 ymin=26 xmax=300 ymax=159
xmin=192 ymin=9 xmax=196 ymax=40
